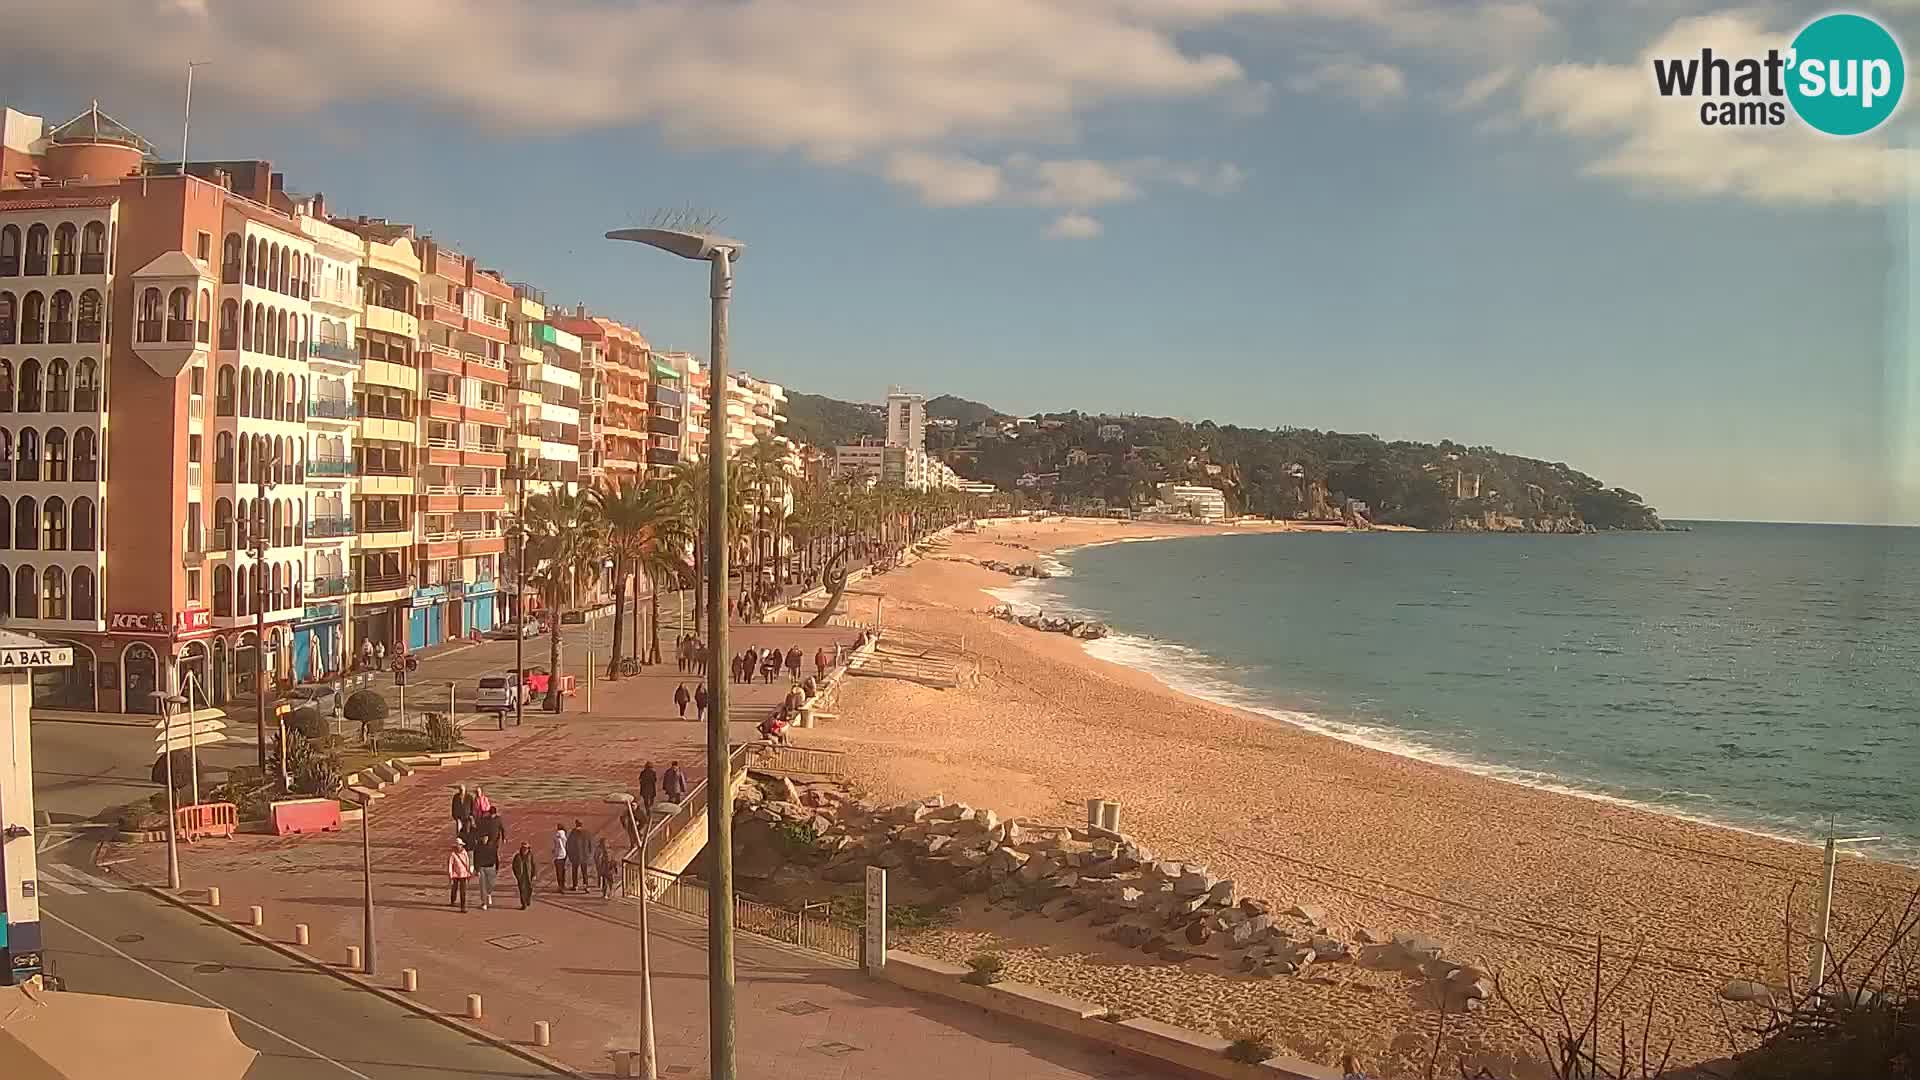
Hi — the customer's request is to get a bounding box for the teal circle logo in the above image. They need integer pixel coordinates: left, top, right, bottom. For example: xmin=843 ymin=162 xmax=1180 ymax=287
xmin=1786 ymin=13 xmax=1905 ymax=136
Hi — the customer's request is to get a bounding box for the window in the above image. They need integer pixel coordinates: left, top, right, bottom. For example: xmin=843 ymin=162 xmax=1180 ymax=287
xmin=0 ymin=498 xmax=8 ymax=545
xmin=197 ymin=231 xmax=212 ymax=262
xmin=0 ymin=226 xmax=18 ymax=276
xmin=167 ymin=288 xmax=192 ymax=342
xmin=13 ymin=495 xmax=35 ymax=549
xmin=20 ymin=291 xmax=44 ymax=344
xmin=222 ymin=233 xmax=242 ymax=283
xmin=17 ymin=360 xmax=40 ymax=412
xmin=217 ymin=366 xmax=235 ymax=416
xmin=73 ymin=359 xmax=98 ymax=411
xmin=213 ymin=565 xmax=231 ymax=616
xmin=42 ymin=497 xmax=65 ymax=550
xmin=138 ymin=288 xmax=162 ymax=341
xmin=187 ymin=500 xmax=202 ymax=552
xmin=71 ymin=497 xmax=95 ymax=550
xmin=190 ymin=363 xmax=205 ymax=397
xmin=72 ymin=566 xmax=96 ymax=620
xmin=15 ymin=566 xmax=36 ymax=618
xmin=46 ymin=359 xmax=69 ymax=412
xmin=197 ymin=288 xmax=211 ymax=343
xmin=0 ymin=430 xmax=9 ymax=481
xmin=41 ymin=566 xmax=66 ymax=619
xmin=76 ymin=290 xmax=102 ymax=343
xmin=24 ymin=225 xmax=49 ymax=276
xmin=80 ymin=222 xmax=106 ymax=274
xmin=0 ymin=291 xmax=13 ymax=346
xmin=45 ymin=428 xmax=66 ymax=481
xmin=220 ymin=300 xmax=237 ymax=350
xmin=52 ymin=224 xmax=77 ymax=275
xmin=186 ymin=567 xmax=200 ymax=604
xmin=15 ymin=428 xmax=37 ymax=482
xmin=48 ymin=291 xmax=73 ymax=343
xmin=71 ymin=426 xmax=97 ymax=481
xmin=0 ymin=563 xmax=8 ymax=617
xmin=245 ymin=236 xmax=257 ymax=285
xmin=189 ymin=433 xmax=202 ymax=464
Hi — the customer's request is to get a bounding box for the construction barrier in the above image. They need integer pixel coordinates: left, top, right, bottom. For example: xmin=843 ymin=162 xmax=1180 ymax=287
xmin=175 ymin=801 xmax=239 ymax=840
xmin=270 ymin=797 xmax=342 ymax=837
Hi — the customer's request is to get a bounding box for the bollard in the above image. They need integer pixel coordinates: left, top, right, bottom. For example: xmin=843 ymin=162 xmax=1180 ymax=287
xmin=533 ymin=1020 xmax=551 ymax=1047
xmin=1086 ymin=798 xmax=1104 ymax=830
xmin=293 ymin=923 xmax=310 ymax=946
xmin=611 ymin=1050 xmax=633 ymax=1077
xmin=401 ymin=968 xmax=418 ymax=993
xmin=206 ymin=886 xmax=222 ymax=908
xmin=347 ymin=945 xmax=362 ymax=971
xmin=465 ymin=993 xmax=483 ymax=1020
xmin=1100 ymin=800 xmax=1121 ymax=833
xmin=248 ymin=905 xmax=263 ymax=927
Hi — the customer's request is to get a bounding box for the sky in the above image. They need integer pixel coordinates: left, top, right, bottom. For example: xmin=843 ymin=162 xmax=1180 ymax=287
xmin=1 ymin=0 xmax=1916 ymax=523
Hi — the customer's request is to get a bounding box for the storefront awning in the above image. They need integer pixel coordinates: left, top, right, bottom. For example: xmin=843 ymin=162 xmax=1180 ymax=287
xmin=0 ymin=983 xmax=257 ymax=1080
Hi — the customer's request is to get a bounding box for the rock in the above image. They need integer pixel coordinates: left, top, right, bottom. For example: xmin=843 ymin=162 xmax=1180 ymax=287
xmin=1354 ymin=927 xmax=1383 ymax=945
xmin=925 ymin=835 xmax=953 ymax=855
xmin=1447 ymin=965 xmax=1490 ymax=985
xmin=1112 ymin=924 xmax=1154 ymax=948
xmin=1159 ymin=944 xmax=1213 ymax=963
xmin=987 ymin=880 xmax=1023 ymax=904
xmin=808 ymin=815 xmax=835 ymax=836
xmin=1228 ymin=915 xmax=1272 ymax=947
xmin=1239 ymin=898 xmax=1271 ymax=917
xmin=974 ymin=808 xmax=998 ymax=833
xmin=1207 ymin=879 xmax=1235 ymax=906
xmin=1218 ymin=907 xmax=1248 ymax=927
xmin=781 ymin=777 xmax=803 ymax=805
xmin=1111 ymin=886 xmax=1145 ymax=909
xmin=1174 ymin=870 xmax=1216 ymax=898
xmin=1142 ymin=933 xmax=1171 ymax=953
xmin=1286 ymin=903 xmax=1327 ymax=924
xmin=1147 ymin=860 xmax=1185 ymax=882
xmin=1308 ymin=935 xmax=1353 ymax=960
xmin=927 ymin=802 xmax=972 ymax=822
xmin=957 ymin=868 xmax=993 ymax=893
xmin=1390 ymin=932 xmax=1446 ymax=966
xmin=875 ymin=847 xmax=907 ymax=869
xmin=822 ymin=859 xmax=868 ymax=883
xmin=1721 ymin=980 xmax=1774 ymax=1004
xmin=1042 ymin=896 xmax=1083 ymax=921
xmin=1184 ymin=920 xmax=1212 ymax=945
xmin=990 ymin=848 xmax=1029 ymax=875
xmin=1016 ymin=856 xmax=1056 ymax=884
xmin=1459 ymin=978 xmax=1493 ymax=1002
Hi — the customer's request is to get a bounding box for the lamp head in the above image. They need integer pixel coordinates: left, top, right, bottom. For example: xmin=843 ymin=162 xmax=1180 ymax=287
xmin=605 ymin=228 xmax=744 ymax=263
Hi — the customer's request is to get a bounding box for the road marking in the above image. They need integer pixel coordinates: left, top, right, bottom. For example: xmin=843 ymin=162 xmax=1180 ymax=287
xmin=39 ymin=878 xmax=84 ymax=895
xmin=43 ymin=911 xmax=380 ymax=1080
xmin=40 ymin=864 xmax=122 ymax=892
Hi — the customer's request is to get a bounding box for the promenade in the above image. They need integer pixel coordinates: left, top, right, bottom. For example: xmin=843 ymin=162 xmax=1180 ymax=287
xmin=99 ymin=621 xmax=1159 ymax=1078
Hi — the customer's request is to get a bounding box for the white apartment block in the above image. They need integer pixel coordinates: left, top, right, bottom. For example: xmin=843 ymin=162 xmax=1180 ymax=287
xmin=1156 ymin=483 xmax=1229 ymax=522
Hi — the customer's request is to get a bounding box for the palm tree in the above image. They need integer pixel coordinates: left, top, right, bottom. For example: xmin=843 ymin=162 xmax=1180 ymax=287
xmin=522 ymin=488 xmax=605 ymax=710
xmin=666 ymin=458 xmax=750 ymax=637
xmin=744 ymin=434 xmax=796 ymax=586
xmin=592 ymin=477 xmax=692 ymax=679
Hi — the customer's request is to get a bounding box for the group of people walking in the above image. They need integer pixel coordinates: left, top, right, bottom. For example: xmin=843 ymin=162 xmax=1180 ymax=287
xmin=443 ymin=783 xmax=622 ymax=912
xmin=673 ymin=634 xmax=707 ymax=675
xmin=732 ymin=644 xmax=814 ymax=685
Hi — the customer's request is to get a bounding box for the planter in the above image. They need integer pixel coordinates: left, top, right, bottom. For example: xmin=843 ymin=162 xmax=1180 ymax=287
xmin=270 ymin=797 xmax=342 ymax=837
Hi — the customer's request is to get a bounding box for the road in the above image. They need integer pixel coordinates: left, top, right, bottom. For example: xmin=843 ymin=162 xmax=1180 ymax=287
xmin=28 ymin=715 xmax=256 ymax=823
xmin=35 ymin=851 xmax=559 ymax=1080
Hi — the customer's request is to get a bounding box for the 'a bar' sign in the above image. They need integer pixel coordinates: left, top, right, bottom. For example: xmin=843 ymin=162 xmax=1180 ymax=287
xmin=0 ymin=646 xmax=73 ymax=668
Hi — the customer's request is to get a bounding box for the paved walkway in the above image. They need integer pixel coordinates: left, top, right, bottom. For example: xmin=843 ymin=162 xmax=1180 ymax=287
xmin=102 ymin=708 xmax=1157 ymax=1078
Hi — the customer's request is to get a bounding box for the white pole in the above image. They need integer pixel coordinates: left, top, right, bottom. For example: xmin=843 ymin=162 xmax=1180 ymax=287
xmin=186 ymin=672 xmax=200 ymax=806
xmin=627 ymin=804 xmax=657 ymax=1080
xmin=161 ymin=695 xmax=181 ymax=890
xmin=1809 ymin=831 xmax=1884 ymax=992
xmin=180 ymin=63 xmax=195 ymax=172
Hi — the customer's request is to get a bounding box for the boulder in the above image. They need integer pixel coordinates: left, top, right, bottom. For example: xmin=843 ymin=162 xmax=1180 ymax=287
xmin=822 ymin=859 xmax=868 ymax=883
xmin=1016 ymin=855 xmax=1056 ymax=884
xmin=1286 ymin=903 xmax=1328 ymax=924
xmin=875 ymin=846 xmax=907 ymax=869
xmin=1184 ymin=920 xmax=1212 ymax=946
xmin=1111 ymin=886 xmax=1145 ymax=909
xmin=1159 ymin=944 xmax=1214 ymax=963
xmin=1207 ymin=879 xmax=1236 ymax=906
xmin=974 ymin=808 xmax=999 ymax=833
xmin=1111 ymin=924 xmax=1154 ymax=949
xmin=1174 ymin=870 xmax=1216 ymax=898
xmin=927 ymin=802 xmax=973 ymax=822
xmin=990 ymin=848 xmax=1029 ymax=875
xmin=1720 ymin=980 xmax=1774 ymax=1004
xmin=1146 ymin=860 xmax=1184 ymax=881
xmin=1228 ymin=914 xmax=1273 ymax=948
xmin=1390 ymin=931 xmax=1447 ymax=966
xmin=1142 ymin=933 xmax=1171 ymax=953
xmin=1239 ymin=898 xmax=1271 ymax=917
xmin=1308 ymin=935 xmax=1353 ymax=961
xmin=1353 ymin=927 xmax=1384 ymax=945
xmin=1041 ymin=896 xmax=1083 ymax=921
xmin=925 ymin=835 xmax=953 ymax=855
xmin=956 ymin=868 xmax=993 ymax=893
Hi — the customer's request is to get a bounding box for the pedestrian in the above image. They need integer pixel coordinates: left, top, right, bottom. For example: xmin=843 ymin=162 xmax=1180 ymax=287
xmin=761 ymin=649 xmax=781 ymax=684
xmin=375 ymin=640 xmax=387 ymax=665
xmin=450 ymin=783 xmax=474 ymax=830
xmin=1341 ymin=1054 xmax=1370 ymax=1080
xmin=447 ymin=838 xmax=473 ymax=912
xmin=595 ymin=836 xmax=616 ymax=899
xmin=662 ymin=761 xmax=687 ymax=804
xmin=566 ymin=819 xmax=591 ymax=892
xmin=801 ymin=675 xmax=817 ymax=698
xmin=472 ymin=825 xmax=500 ymax=910
xmin=673 ymin=683 xmax=691 ymax=719
xmin=815 ymin=646 xmax=829 ymax=677
xmin=639 ymin=761 xmax=658 ymax=814
xmin=480 ymin=803 xmax=506 ymax=846
xmin=472 ymin=785 xmax=493 ymax=818
xmin=511 ymin=841 xmax=536 ymax=909
xmin=551 ymin=821 xmax=570 ymax=892
xmin=360 ymin=639 xmax=375 ymax=670
xmin=785 ymin=645 xmax=802 ymax=680
xmin=694 ymin=682 xmax=709 ymax=723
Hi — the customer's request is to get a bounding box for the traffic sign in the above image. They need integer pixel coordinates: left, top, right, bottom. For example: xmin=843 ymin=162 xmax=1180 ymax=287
xmin=157 ymin=730 xmax=229 ymax=753
xmin=153 ymin=719 xmax=228 ymax=744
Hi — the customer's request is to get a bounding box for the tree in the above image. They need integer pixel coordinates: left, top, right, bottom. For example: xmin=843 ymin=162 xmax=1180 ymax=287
xmin=745 ymin=434 xmax=797 ymax=585
xmin=666 ymin=457 xmax=750 ymax=636
xmin=344 ymin=689 xmax=388 ymax=749
xmin=593 ymin=476 xmax=693 ymax=678
xmin=523 ymin=488 xmax=607 ymax=709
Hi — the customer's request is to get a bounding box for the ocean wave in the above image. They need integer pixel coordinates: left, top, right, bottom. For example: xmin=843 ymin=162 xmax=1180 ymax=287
xmin=1076 ymin=629 xmax=1920 ymax=866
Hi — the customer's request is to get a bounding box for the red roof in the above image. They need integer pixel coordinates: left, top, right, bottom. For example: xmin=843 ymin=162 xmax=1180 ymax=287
xmin=0 ymin=195 xmax=117 ymax=212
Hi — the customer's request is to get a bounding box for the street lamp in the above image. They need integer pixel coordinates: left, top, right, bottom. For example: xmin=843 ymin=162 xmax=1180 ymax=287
xmin=354 ymin=788 xmax=377 ymax=975
xmin=605 ymin=225 xmax=742 ymax=1079
xmin=605 ymin=792 xmax=656 ymax=1080
xmin=1809 ymin=830 xmax=1883 ymax=991
xmin=151 ymin=689 xmax=188 ymax=891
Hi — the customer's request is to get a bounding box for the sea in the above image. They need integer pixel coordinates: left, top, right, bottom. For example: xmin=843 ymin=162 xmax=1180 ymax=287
xmin=987 ymin=521 xmax=1920 ymax=864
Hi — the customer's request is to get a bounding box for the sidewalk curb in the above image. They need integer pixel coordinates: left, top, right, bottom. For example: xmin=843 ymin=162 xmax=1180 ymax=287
xmin=30 ymin=712 xmax=151 ymax=728
xmin=134 ymin=884 xmax=590 ymax=1079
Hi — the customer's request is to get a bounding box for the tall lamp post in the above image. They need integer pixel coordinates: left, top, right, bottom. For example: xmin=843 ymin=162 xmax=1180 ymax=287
xmin=606 ymin=792 xmax=657 ymax=1079
xmin=151 ymin=689 xmax=188 ymax=891
xmin=356 ymin=788 xmax=377 ymax=975
xmin=251 ymin=473 xmax=278 ymax=781
xmin=605 ymin=226 xmax=742 ymax=1079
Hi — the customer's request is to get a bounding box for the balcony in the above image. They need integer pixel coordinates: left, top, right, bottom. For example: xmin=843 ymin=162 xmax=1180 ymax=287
xmin=308 ymin=458 xmax=356 ymax=479
xmin=361 ymin=518 xmax=410 ymax=534
xmin=308 ymin=515 xmax=355 ymax=538
xmin=309 ymin=399 xmax=358 ymax=420
xmin=309 ymin=340 xmax=359 ymax=365
xmin=424 ymin=483 xmax=502 ymax=497
xmin=358 ymin=572 xmax=408 ymax=592
xmin=308 ymin=575 xmax=349 ymax=598
xmin=646 ymin=446 xmax=680 ymax=467
xmin=474 ymin=311 xmax=507 ymax=330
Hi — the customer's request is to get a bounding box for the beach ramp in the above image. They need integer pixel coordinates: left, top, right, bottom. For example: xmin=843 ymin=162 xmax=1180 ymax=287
xmin=849 ymin=633 xmax=964 ymax=689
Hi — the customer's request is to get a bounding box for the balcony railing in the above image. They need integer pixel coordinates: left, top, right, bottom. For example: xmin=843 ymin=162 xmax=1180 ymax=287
xmin=309 ymin=340 xmax=359 ymax=364
xmin=309 ymin=399 xmax=358 ymax=419
xmin=425 ymin=483 xmax=502 ymax=496
xmin=427 ymin=389 xmax=456 ymax=403
xmin=466 ymin=352 xmax=507 ymax=371
xmin=166 ymin=318 xmax=193 ymax=343
xmin=357 ymin=463 xmax=411 ymax=478
xmin=308 ymin=458 xmax=356 ymax=478
xmin=474 ymin=311 xmax=507 ymax=330
xmin=308 ymin=575 xmax=349 ymax=598
xmin=426 ymin=436 xmax=461 ymax=450
xmin=308 ymin=515 xmax=355 ymax=537
xmin=361 ymin=519 xmax=410 ymax=534
xmin=358 ymin=572 xmax=408 ymax=592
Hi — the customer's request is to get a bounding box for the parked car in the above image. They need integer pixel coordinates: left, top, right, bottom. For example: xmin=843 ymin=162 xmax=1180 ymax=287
xmin=486 ymin=618 xmax=541 ymax=641
xmin=282 ymin=683 xmax=341 ymax=717
xmin=475 ymin=673 xmax=532 ymax=713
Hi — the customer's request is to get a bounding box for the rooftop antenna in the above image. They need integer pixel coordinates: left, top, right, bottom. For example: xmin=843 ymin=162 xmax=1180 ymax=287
xmin=180 ymin=60 xmax=211 ymax=179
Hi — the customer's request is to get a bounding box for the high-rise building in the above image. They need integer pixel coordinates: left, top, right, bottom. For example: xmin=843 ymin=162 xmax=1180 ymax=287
xmin=886 ymin=389 xmax=926 ymax=451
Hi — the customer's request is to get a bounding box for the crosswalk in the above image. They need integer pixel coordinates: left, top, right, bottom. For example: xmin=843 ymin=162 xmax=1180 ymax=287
xmin=35 ymin=863 xmax=125 ymax=896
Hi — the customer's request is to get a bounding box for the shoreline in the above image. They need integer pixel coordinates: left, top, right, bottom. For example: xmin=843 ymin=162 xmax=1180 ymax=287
xmin=810 ymin=516 xmax=1920 ymax=1076
xmin=1004 ymin=535 xmax=1910 ymax=868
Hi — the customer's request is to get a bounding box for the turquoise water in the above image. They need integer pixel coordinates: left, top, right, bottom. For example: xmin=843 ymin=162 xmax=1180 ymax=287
xmin=994 ymin=523 xmax=1920 ymax=863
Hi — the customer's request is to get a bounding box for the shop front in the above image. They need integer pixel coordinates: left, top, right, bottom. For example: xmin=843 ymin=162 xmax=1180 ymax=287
xmin=292 ymin=603 xmax=344 ymax=683
xmin=462 ymin=580 xmax=498 ymax=635
xmin=408 ymin=585 xmax=449 ymax=651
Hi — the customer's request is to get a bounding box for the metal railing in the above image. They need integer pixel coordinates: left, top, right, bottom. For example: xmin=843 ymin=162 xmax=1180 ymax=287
xmin=750 ymin=745 xmax=849 ymax=777
xmin=308 ymin=575 xmax=349 ymax=597
xmin=424 ymin=484 xmax=502 ymax=496
xmin=309 ymin=340 xmax=359 ymax=364
xmin=308 ymin=515 xmax=355 ymax=537
xmin=309 ymin=399 xmax=358 ymax=419
xmin=641 ymin=873 xmax=861 ymax=963
xmin=308 ymin=458 xmax=355 ymax=478
xmin=639 ymin=743 xmax=750 ymax=869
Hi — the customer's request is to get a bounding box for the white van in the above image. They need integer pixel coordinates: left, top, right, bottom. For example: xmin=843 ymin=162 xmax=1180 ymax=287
xmin=475 ymin=673 xmax=530 ymax=713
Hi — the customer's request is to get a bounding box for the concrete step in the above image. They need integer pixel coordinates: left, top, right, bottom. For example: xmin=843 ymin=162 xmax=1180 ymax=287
xmin=346 ymin=785 xmax=386 ymax=801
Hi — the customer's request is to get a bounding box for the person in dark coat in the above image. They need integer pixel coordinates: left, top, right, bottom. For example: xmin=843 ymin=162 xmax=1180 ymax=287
xmin=673 ymin=683 xmax=691 ymax=718
xmin=451 ymin=783 xmax=475 ymax=829
xmin=814 ymin=646 xmax=829 ymax=677
xmin=511 ymin=842 xmax=536 ymax=909
xmin=694 ymin=682 xmax=709 ymax=723
xmin=785 ymin=646 xmax=803 ymax=680
xmin=760 ymin=649 xmax=781 ymax=684
xmin=638 ymin=761 xmax=658 ymax=814
xmin=662 ymin=761 xmax=688 ymax=804
xmin=565 ymin=820 xmax=591 ymax=892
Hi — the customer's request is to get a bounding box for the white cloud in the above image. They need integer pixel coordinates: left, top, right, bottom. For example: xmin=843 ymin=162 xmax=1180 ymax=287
xmin=1046 ymin=212 xmax=1106 ymax=239
xmin=884 ymin=151 xmax=1005 ymax=207
xmin=1287 ymin=58 xmax=1407 ymax=106
xmin=1513 ymin=11 xmax=1912 ymax=204
xmin=1454 ymin=67 xmax=1515 ymax=109
xmin=881 ymin=152 xmax=1247 ymax=211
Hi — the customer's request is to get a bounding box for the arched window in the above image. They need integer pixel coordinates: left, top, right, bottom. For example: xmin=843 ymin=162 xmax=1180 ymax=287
xmin=15 ymin=565 xmax=37 ymax=618
xmin=238 ymin=565 xmax=252 ymax=616
xmin=80 ymin=221 xmax=106 ymax=274
xmin=0 ymin=225 xmax=19 ymax=275
xmin=72 ymin=566 xmax=96 ymax=621
xmin=210 ymin=430 xmax=232 ymax=483
xmin=42 ymin=496 xmax=65 ymax=550
xmin=166 ymin=287 xmax=191 ymax=342
xmin=213 ymin=564 xmax=232 ymax=615
xmin=48 ymin=290 xmax=73 ymax=343
xmin=236 ymin=497 xmax=250 ymax=549
xmin=23 ymin=225 xmax=49 ymax=275
xmin=71 ymin=497 xmax=96 ymax=550
xmin=73 ymin=358 xmax=98 ymax=410
xmin=271 ymin=245 xmax=283 ymax=292
xmin=41 ymin=566 xmax=66 ymax=619
xmin=270 ymin=499 xmax=284 ymax=547
xmin=222 ymin=233 xmax=242 ymax=283
xmin=236 ymin=432 xmax=250 ymax=487
xmin=0 ymin=291 xmax=13 ymax=346
xmin=17 ymin=360 xmax=39 ymax=412
xmin=245 ymin=235 xmax=258 ymax=286
xmin=13 ymin=495 xmax=35 ymax=549
xmin=71 ymin=426 xmax=97 ymax=481
xmin=219 ymin=299 xmax=237 ymax=350
xmin=277 ymin=309 xmax=289 ymax=359
xmin=217 ymin=365 xmax=235 ymax=416
xmin=69 ymin=291 xmax=101 ymax=350
xmin=137 ymin=287 xmax=162 ymax=341
xmin=44 ymin=428 xmax=66 ymax=481
xmin=238 ymin=366 xmax=252 ymax=417
xmin=51 ymin=224 xmax=76 ymax=275
xmin=0 ymin=429 xmax=8 ymax=481
xmin=197 ymin=288 xmax=211 ymax=343
xmin=241 ymin=301 xmax=254 ymax=353
xmin=213 ymin=496 xmax=232 ymax=549
xmin=0 ymin=498 xmax=9 ymax=547
xmin=20 ymin=291 xmax=45 ymax=344
xmin=46 ymin=360 xmax=69 ymax=412
xmin=15 ymin=429 xmax=36 ymax=483
xmin=271 ymin=563 xmax=284 ymax=610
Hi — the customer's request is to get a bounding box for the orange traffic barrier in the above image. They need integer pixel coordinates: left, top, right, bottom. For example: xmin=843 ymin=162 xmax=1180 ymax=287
xmin=176 ymin=801 xmax=239 ymax=840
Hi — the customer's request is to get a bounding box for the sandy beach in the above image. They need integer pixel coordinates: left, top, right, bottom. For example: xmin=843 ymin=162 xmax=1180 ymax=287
xmin=804 ymin=517 xmax=1920 ymax=1078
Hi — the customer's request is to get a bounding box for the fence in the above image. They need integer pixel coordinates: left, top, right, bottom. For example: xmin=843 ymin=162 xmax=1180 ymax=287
xmin=643 ymin=872 xmax=862 ymax=963
xmin=176 ymin=801 xmax=238 ymax=840
xmin=750 ymin=745 xmax=848 ymax=778
xmin=639 ymin=742 xmax=752 ymax=867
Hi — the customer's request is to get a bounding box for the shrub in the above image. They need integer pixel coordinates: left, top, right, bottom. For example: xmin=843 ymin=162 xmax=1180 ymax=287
xmin=149 ymin=748 xmax=211 ymax=790
xmin=214 ymin=767 xmax=271 ymax=820
xmin=116 ymin=802 xmax=166 ymax=833
xmin=378 ymin=730 xmax=434 ymax=753
xmin=964 ymin=953 xmax=1006 ymax=986
xmin=293 ymin=751 xmax=345 ymax=799
xmin=772 ymin=820 xmax=822 ymax=858
xmin=287 ymin=706 xmax=329 ymax=739
xmin=345 ymin=690 xmax=388 ymax=747
xmin=1223 ymin=1028 xmax=1277 ymax=1064
xmin=425 ymin=711 xmax=460 ymax=753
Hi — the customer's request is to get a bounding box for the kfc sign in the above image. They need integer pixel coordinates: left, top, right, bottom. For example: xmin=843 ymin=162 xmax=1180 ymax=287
xmin=110 ymin=611 xmax=170 ymax=633
xmin=178 ymin=609 xmax=213 ymax=632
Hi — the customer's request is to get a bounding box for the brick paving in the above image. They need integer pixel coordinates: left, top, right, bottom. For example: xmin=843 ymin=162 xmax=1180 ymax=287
xmin=100 ymin=626 xmax=1159 ymax=1079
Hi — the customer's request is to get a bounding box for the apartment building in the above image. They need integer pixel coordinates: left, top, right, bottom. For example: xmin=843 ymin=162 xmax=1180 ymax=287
xmin=1156 ymin=482 xmax=1229 ymax=521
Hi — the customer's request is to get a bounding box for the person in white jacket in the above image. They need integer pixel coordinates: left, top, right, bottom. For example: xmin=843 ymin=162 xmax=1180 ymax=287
xmin=447 ymin=838 xmax=473 ymax=912
xmin=551 ymin=823 xmax=571 ymax=893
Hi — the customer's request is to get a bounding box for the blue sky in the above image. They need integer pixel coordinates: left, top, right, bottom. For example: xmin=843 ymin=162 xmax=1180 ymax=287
xmin=3 ymin=0 xmax=1915 ymax=523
